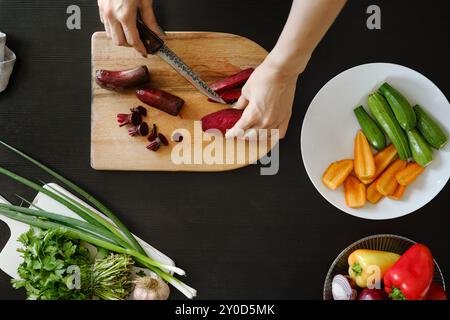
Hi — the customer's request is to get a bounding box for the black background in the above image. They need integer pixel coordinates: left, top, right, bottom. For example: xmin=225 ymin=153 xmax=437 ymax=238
xmin=0 ymin=0 xmax=449 ymax=300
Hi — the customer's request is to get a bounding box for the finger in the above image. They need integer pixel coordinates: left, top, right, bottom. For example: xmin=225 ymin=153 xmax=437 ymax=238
xmin=105 ymin=20 xmax=112 ymax=38
xmin=225 ymin=110 xmax=256 ymax=139
xmin=122 ymin=21 xmax=147 ymax=56
xmin=232 ymin=95 xmax=249 ymax=110
xmin=110 ymin=20 xmax=128 ymax=46
xmin=139 ymin=0 xmax=160 ymax=35
xmin=243 ymin=128 xmax=259 ymax=141
xmin=98 ymin=0 xmax=104 ymax=23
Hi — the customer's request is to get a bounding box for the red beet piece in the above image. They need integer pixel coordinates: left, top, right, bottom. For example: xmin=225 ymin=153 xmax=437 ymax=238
xmin=95 ymin=66 xmax=150 ymax=90
xmin=201 ymin=108 xmax=243 ymax=134
xmin=117 ymin=111 xmax=142 ymax=127
xmin=128 ymin=122 xmax=149 ymax=136
xmin=210 ymin=68 xmax=254 ymax=94
xmin=208 ymin=88 xmax=242 ymax=104
xmin=136 ymin=87 xmax=184 ymax=116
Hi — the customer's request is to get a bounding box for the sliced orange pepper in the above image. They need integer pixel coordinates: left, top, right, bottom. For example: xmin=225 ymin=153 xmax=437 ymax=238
xmin=322 ymin=159 xmax=354 ymax=190
xmin=354 ymin=131 xmax=376 ymax=181
xmin=395 ymin=162 xmax=425 ymax=186
xmin=376 ymin=159 xmax=407 ymax=196
xmin=366 ymin=179 xmax=384 ymax=204
xmin=360 ymin=144 xmax=398 ymax=184
xmin=344 ymin=175 xmax=366 ymax=208
xmin=389 ymin=185 xmax=407 ymax=200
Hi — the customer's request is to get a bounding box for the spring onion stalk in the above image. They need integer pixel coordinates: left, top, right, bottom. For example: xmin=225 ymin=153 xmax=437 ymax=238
xmin=0 ymin=167 xmax=129 ymax=247
xmin=42 ymin=183 xmax=130 ymax=245
xmin=15 ymin=195 xmax=43 ymax=210
xmin=0 ymin=139 xmax=146 ymax=255
xmin=0 ymin=209 xmax=185 ymax=276
xmin=0 ymin=207 xmax=120 ymax=247
xmin=0 ymin=204 xmax=128 ymax=247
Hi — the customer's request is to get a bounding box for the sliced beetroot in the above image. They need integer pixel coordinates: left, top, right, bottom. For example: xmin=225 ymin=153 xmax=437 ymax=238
xmin=201 ymin=108 xmax=243 ymax=134
xmin=95 ymin=66 xmax=150 ymax=91
xmin=130 ymin=105 xmax=147 ymax=116
xmin=136 ymin=87 xmax=184 ymax=116
xmin=157 ymin=133 xmax=169 ymax=146
xmin=148 ymin=123 xmax=157 ymax=141
xmin=210 ymin=68 xmax=254 ymax=94
xmin=208 ymin=88 xmax=242 ymax=104
xmin=117 ymin=111 xmax=142 ymax=127
xmin=128 ymin=122 xmax=149 ymax=136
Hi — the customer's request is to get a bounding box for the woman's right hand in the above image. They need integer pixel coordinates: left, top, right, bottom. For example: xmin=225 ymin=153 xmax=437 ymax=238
xmin=97 ymin=0 xmax=161 ymax=56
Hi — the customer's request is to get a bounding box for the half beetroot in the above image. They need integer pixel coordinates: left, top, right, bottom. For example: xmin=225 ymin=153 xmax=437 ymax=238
xmin=201 ymin=108 xmax=243 ymax=135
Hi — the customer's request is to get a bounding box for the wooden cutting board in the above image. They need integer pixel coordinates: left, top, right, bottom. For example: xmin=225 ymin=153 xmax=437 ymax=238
xmin=91 ymin=32 xmax=269 ymax=171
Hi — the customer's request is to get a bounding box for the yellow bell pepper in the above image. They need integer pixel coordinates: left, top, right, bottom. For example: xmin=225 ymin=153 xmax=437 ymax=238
xmin=348 ymin=249 xmax=400 ymax=288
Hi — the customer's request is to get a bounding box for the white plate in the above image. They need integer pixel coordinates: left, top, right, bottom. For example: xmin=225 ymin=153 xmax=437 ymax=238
xmin=301 ymin=63 xmax=450 ymax=220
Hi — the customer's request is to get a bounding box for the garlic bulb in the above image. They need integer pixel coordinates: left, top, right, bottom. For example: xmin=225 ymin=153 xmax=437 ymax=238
xmin=131 ymin=275 xmax=170 ymax=300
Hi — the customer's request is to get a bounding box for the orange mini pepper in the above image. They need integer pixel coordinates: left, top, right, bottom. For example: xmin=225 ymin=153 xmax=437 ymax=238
xmin=395 ymin=162 xmax=425 ymax=186
xmin=344 ymin=175 xmax=366 ymax=208
xmin=389 ymin=185 xmax=407 ymax=200
xmin=366 ymin=179 xmax=384 ymax=204
xmin=322 ymin=159 xmax=354 ymax=190
xmin=376 ymin=159 xmax=407 ymax=196
xmin=360 ymin=144 xmax=398 ymax=184
xmin=354 ymin=131 xmax=376 ymax=181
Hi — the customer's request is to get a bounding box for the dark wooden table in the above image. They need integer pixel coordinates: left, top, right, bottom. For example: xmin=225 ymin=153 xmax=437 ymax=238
xmin=0 ymin=0 xmax=449 ymax=299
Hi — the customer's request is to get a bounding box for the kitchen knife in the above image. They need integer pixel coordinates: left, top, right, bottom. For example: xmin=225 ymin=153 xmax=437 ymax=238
xmin=136 ymin=19 xmax=226 ymax=104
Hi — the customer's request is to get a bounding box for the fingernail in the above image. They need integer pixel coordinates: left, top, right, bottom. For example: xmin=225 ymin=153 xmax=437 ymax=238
xmin=157 ymin=25 xmax=167 ymax=36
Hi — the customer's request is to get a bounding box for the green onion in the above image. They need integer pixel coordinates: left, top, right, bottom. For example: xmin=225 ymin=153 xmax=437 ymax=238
xmin=0 ymin=167 xmax=129 ymax=247
xmin=0 ymin=209 xmax=185 ymax=276
xmin=0 ymin=139 xmax=146 ymax=255
xmin=0 ymin=203 xmax=128 ymax=247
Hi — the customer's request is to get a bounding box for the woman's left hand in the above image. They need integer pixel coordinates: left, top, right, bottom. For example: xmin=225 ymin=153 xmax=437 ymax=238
xmin=225 ymin=57 xmax=299 ymax=140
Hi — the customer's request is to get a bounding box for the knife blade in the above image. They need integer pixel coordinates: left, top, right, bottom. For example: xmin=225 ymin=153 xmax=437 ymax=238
xmin=136 ymin=19 xmax=226 ymax=104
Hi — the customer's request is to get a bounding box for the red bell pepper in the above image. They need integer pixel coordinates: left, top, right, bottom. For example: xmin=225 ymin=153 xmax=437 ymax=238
xmin=425 ymin=283 xmax=447 ymax=300
xmin=383 ymin=243 xmax=434 ymax=300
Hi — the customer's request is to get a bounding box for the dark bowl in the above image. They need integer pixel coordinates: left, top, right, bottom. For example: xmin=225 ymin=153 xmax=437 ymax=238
xmin=323 ymin=234 xmax=446 ymax=300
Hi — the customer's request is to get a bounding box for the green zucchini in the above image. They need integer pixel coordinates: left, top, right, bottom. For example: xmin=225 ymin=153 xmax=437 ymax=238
xmin=414 ymin=105 xmax=448 ymax=149
xmin=354 ymin=105 xmax=386 ymax=150
xmin=368 ymin=92 xmax=411 ymax=160
xmin=407 ymin=129 xmax=433 ymax=167
xmin=378 ymin=82 xmax=416 ymax=130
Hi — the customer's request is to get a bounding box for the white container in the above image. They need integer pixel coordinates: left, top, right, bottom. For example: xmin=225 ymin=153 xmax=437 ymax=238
xmin=0 ymin=31 xmax=16 ymax=92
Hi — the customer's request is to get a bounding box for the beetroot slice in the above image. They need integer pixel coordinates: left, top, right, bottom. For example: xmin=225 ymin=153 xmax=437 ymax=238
xmin=136 ymin=87 xmax=184 ymax=116
xmin=201 ymin=108 xmax=243 ymax=134
xmin=208 ymin=88 xmax=242 ymax=104
xmin=210 ymin=68 xmax=254 ymax=94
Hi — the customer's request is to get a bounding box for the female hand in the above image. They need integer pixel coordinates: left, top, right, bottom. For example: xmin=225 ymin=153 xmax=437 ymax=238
xmin=225 ymin=56 xmax=299 ymax=140
xmin=98 ymin=0 xmax=161 ymax=56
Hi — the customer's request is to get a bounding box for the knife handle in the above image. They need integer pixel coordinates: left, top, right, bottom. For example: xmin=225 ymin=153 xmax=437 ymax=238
xmin=136 ymin=18 xmax=164 ymax=54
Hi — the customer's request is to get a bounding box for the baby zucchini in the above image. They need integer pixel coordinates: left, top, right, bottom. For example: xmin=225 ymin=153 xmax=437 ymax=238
xmin=378 ymin=82 xmax=416 ymax=130
xmin=354 ymin=106 xmax=386 ymax=150
xmin=407 ymin=129 xmax=433 ymax=167
xmin=414 ymin=105 xmax=448 ymax=149
xmin=368 ymin=92 xmax=411 ymax=160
